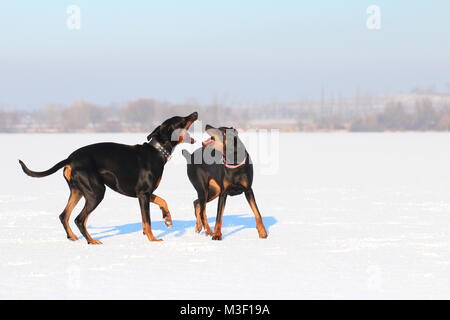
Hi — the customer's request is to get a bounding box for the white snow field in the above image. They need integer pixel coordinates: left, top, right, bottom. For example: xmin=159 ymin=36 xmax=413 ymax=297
xmin=0 ymin=132 xmax=449 ymax=299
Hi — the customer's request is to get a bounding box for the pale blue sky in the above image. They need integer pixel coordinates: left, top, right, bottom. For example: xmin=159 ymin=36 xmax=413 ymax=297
xmin=1 ymin=1 xmax=449 ymax=109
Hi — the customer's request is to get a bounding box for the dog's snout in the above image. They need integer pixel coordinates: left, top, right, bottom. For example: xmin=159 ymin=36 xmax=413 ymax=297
xmin=190 ymin=112 xmax=198 ymax=120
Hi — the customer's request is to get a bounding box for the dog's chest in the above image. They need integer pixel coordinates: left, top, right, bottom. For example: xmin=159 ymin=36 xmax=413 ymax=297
xmin=224 ymin=176 xmax=250 ymax=196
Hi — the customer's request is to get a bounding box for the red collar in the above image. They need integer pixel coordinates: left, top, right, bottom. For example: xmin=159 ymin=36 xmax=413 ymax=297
xmin=223 ymin=155 xmax=247 ymax=169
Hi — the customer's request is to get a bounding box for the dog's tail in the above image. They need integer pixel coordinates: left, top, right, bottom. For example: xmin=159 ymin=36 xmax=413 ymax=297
xmin=181 ymin=149 xmax=191 ymax=163
xmin=19 ymin=159 xmax=68 ymax=178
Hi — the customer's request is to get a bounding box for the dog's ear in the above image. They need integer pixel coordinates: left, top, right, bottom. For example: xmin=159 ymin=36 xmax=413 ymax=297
xmin=147 ymin=125 xmax=161 ymax=141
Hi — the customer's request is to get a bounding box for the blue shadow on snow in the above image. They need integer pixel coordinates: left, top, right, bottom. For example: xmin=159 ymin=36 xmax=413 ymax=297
xmin=89 ymin=214 xmax=277 ymax=240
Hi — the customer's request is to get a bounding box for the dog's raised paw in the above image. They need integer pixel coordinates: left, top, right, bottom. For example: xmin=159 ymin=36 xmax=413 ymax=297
xmin=164 ymin=220 xmax=173 ymax=228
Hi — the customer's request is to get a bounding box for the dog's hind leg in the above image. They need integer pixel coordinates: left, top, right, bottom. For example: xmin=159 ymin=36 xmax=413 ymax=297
xmin=195 ymin=196 xmax=213 ymax=236
xmin=193 ymin=199 xmax=203 ymax=233
xmin=59 ymin=188 xmax=82 ymax=241
xmin=150 ymin=194 xmax=173 ymax=227
xmin=194 ymin=199 xmax=211 ymax=235
xmin=74 ymin=173 xmax=106 ymax=244
xmin=138 ymin=193 xmax=163 ymax=242
xmin=244 ymin=189 xmax=268 ymax=239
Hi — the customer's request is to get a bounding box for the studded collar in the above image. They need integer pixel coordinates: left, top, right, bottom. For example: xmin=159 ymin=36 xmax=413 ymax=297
xmin=149 ymin=138 xmax=172 ymax=162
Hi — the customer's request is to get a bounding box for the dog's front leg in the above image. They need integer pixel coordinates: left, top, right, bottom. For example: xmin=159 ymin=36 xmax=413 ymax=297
xmin=138 ymin=193 xmax=163 ymax=242
xmin=212 ymin=193 xmax=227 ymax=240
xmin=151 ymin=194 xmax=173 ymax=227
xmin=244 ymin=189 xmax=268 ymax=239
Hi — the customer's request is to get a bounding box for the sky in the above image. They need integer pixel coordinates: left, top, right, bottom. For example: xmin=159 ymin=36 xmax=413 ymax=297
xmin=0 ymin=1 xmax=449 ymax=109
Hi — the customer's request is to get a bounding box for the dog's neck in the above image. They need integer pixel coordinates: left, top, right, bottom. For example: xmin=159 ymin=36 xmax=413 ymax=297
xmin=149 ymin=138 xmax=174 ymax=162
xmin=223 ymin=137 xmax=248 ymax=168
xmin=223 ymin=151 xmax=248 ymax=169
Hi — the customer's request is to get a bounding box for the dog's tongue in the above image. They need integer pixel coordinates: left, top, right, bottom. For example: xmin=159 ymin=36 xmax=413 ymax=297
xmin=202 ymin=139 xmax=214 ymax=147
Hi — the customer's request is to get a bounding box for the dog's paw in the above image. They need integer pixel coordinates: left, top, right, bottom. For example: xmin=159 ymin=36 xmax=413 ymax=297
xmin=146 ymin=234 xmax=163 ymax=242
xmin=205 ymin=230 xmax=213 ymax=237
xmin=88 ymin=239 xmax=103 ymax=245
xmin=67 ymin=234 xmax=78 ymax=241
xmin=212 ymin=234 xmax=222 ymax=241
xmin=258 ymin=227 xmax=268 ymax=239
xmin=164 ymin=219 xmax=173 ymax=228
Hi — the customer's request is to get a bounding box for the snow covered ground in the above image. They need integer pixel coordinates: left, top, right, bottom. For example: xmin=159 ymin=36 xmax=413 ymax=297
xmin=0 ymin=132 xmax=449 ymax=299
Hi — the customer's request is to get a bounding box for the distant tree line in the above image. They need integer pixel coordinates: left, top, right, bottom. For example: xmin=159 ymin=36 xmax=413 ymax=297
xmin=0 ymin=93 xmax=449 ymax=132
xmin=0 ymin=99 xmax=236 ymax=133
xmin=349 ymin=100 xmax=450 ymax=132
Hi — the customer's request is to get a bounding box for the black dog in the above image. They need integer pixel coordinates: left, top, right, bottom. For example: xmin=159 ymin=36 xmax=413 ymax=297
xmin=19 ymin=112 xmax=198 ymax=244
xmin=182 ymin=125 xmax=268 ymax=240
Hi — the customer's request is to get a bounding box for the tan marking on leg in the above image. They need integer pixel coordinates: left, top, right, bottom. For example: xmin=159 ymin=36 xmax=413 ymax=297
xmin=208 ymin=179 xmax=221 ymax=197
xmin=143 ymin=222 xmax=163 ymax=242
xmin=194 ymin=200 xmax=203 ymax=233
xmin=248 ymin=201 xmax=267 ymax=238
xmin=212 ymin=194 xmax=227 ymax=240
xmin=201 ymin=179 xmax=222 ymax=236
xmin=212 ymin=219 xmax=223 ymax=240
xmin=60 ymin=189 xmax=82 ymax=241
xmin=200 ymin=201 xmax=212 ymax=236
xmin=240 ymin=179 xmax=249 ymax=189
xmin=82 ymin=218 xmax=103 ymax=245
xmin=151 ymin=194 xmax=172 ymax=227
xmin=63 ymin=165 xmax=72 ymax=181
xmin=245 ymin=190 xmax=268 ymax=239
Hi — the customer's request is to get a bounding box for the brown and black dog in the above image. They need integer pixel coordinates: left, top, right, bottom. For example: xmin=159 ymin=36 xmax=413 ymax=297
xmin=19 ymin=112 xmax=198 ymax=244
xmin=182 ymin=124 xmax=268 ymax=240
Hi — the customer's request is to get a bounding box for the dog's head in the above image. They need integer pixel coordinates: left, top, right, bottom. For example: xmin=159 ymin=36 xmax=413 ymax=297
xmin=203 ymin=124 xmax=246 ymax=163
xmin=147 ymin=112 xmax=198 ymax=146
